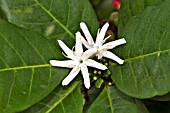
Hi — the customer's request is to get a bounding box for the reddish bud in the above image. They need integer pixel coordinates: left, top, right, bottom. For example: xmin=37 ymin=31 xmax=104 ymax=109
xmin=112 ymin=0 xmax=121 ymax=10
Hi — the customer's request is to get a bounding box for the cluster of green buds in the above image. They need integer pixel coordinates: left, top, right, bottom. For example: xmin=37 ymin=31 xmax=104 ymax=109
xmin=89 ymin=57 xmax=113 ymax=88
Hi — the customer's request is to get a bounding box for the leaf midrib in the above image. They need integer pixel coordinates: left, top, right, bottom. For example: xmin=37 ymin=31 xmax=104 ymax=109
xmin=0 ymin=64 xmax=51 ymax=72
xmin=125 ymin=48 xmax=170 ymax=62
xmin=45 ymin=82 xmax=80 ymax=113
xmin=106 ymin=87 xmax=114 ymax=113
xmin=34 ymin=0 xmax=75 ymax=39
xmin=110 ymin=48 xmax=170 ymax=67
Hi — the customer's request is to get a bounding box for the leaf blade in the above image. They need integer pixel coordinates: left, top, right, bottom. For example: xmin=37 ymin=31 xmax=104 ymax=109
xmin=0 ymin=20 xmax=68 ymax=113
xmin=20 ymin=81 xmax=83 ymax=113
xmin=1 ymin=0 xmax=99 ymax=41
xmin=110 ymin=0 xmax=170 ymax=98
xmin=87 ymin=86 xmax=138 ymax=113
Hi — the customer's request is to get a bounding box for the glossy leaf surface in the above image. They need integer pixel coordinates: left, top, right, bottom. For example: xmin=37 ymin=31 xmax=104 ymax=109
xmin=20 ymin=82 xmax=83 ymax=113
xmin=0 ymin=20 xmax=68 ymax=112
xmin=110 ymin=0 xmax=170 ymax=98
xmin=87 ymin=86 xmax=138 ymax=113
xmin=1 ymin=0 xmax=98 ymax=42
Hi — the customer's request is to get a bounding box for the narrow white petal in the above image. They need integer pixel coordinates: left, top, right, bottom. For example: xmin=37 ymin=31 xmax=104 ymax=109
xmin=50 ymin=60 xmax=75 ymax=68
xmin=82 ymin=48 xmax=97 ymax=60
xmin=85 ymin=59 xmax=107 ymax=70
xmin=103 ymin=38 xmax=126 ymax=49
xmin=62 ymin=65 xmax=80 ymax=86
xmin=75 ymin=32 xmax=83 ymax=55
xmin=97 ymin=52 xmax=103 ymax=59
xmin=80 ymin=34 xmax=92 ymax=49
xmin=80 ymin=64 xmax=90 ymax=89
xmin=103 ymin=51 xmax=124 ymax=64
xmin=95 ymin=23 xmax=109 ymax=46
xmin=57 ymin=40 xmax=75 ymax=59
xmin=80 ymin=22 xmax=94 ymax=45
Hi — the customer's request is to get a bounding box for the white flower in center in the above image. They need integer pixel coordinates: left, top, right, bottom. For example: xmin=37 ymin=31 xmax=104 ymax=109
xmin=80 ymin=22 xmax=126 ymax=64
xmin=50 ymin=32 xmax=107 ymax=89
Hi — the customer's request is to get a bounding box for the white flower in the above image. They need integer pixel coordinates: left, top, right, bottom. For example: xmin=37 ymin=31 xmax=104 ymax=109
xmin=50 ymin=32 xmax=107 ymax=89
xmin=80 ymin=22 xmax=126 ymax=64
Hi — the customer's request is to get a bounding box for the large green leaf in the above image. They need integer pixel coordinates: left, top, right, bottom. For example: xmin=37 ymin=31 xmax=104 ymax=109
xmin=87 ymin=86 xmax=138 ymax=113
xmin=20 ymin=81 xmax=83 ymax=113
xmin=110 ymin=0 xmax=170 ymax=98
xmin=0 ymin=20 xmax=69 ymax=113
xmin=0 ymin=0 xmax=98 ymax=43
xmin=0 ymin=0 xmax=99 ymax=112
xmin=119 ymin=0 xmax=165 ymax=34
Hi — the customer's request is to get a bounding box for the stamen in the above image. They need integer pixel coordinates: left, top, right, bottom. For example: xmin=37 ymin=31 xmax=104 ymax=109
xmin=62 ymin=52 xmax=69 ymax=58
xmin=72 ymin=46 xmax=75 ymax=51
xmin=93 ymin=70 xmax=97 ymax=74
xmin=102 ymin=35 xmax=111 ymax=44
xmin=93 ymin=76 xmax=98 ymax=80
xmin=104 ymin=63 xmax=108 ymax=66
xmin=98 ymin=71 xmax=102 ymax=75
xmin=108 ymin=82 xmax=112 ymax=86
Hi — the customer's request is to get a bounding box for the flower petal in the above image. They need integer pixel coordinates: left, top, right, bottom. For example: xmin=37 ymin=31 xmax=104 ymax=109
xmin=103 ymin=51 xmax=124 ymax=64
xmin=97 ymin=52 xmax=104 ymax=59
xmin=50 ymin=60 xmax=75 ymax=68
xmin=62 ymin=65 xmax=80 ymax=86
xmin=95 ymin=22 xmax=109 ymax=46
xmin=75 ymin=32 xmax=83 ymax=55
xmin=58 ymin=40 xmax=75 ymax=59
xmin=82 ymin=48 xmax=97 ymax=60
xmin=80 ymin=22 xmax=94 ymax=45
xmin=102 ymin=38 xmax=126 ymax=49
xmin=80 ymin=64 xmax=90 ymax=89
xmin=85 ymin=59 xmax=107 ymax=70
xmin=79 ymin=33 xmax=92 ymax=49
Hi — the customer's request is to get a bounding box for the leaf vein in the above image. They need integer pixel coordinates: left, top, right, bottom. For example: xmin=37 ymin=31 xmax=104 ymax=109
xmin=120 ymin=66 xmax=123 ymax=86
xmin=66 ymin=0 xmax=70 ymax=27
xmin=0 ymin=64 xmax=51 ymax=72
xmin=125 ymin=48 xmax=170 ymax=62
xmin=129 ymin=62 xmax=138 ymax=89
xmin=158 ymin=57 xmax=168 ymax=83
xmin=45 ymin=82 xmax=79 ymax=113
xmin=0 ymin=32 xmax=27 ymax=66
xmin=106 ymin=88 xmax=114 ymax=113
xmin=49 ymin=0 xmax=54 ymax=11
xmin=60 ymin=102 xmax=66 ymax=113
xmin=27 ymin=68 xmax=34 ymax=100
xmin=0 ymin=56 xmax=10 ymax=68
xmin=48 ymin=66 xmax=52 ymax=85
xmin=5 ymin=70 xmax=16 ymax=109
xmin=141 ymin=59 xmax=158 ymax=94
xmin=141 ymin=8 xmax=160 ymax=54
xmin=158 ymin=27 xmax=167 ymax=51
xmin=34 ymin=0 xmax=75 ymax=39
xmin=128 ymin=19 xmax=140 ymax=58
xmin=17 ymin=29 xmax=47 ymax=63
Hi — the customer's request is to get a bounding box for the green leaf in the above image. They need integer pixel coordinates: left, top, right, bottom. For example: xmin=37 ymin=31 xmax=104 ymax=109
xmin=0 ymin=0 xmax=99 ymax=112
xmin=0 ymin=0 xmax=98 ymax=42
xmin=110 ymin=0 xmax=170 ymax=98
xmin=0 ymin=20 xmax=69 ymax=113
xmin=87 ymin=86 xmax=138 ymax=113
xmin=20 ymin=81 xmax=83 ymax=113
xmin=119 ymin=0 xmax=165 ymax=34
xmin=151 ymin=92 xmax=170 ymax=101
xmin=135 ymin=99 xmax=149 ymax=113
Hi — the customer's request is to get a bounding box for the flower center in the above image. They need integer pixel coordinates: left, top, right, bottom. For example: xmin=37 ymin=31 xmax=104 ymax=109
xmin=80 ymin=60 xmax=83 ymax=64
